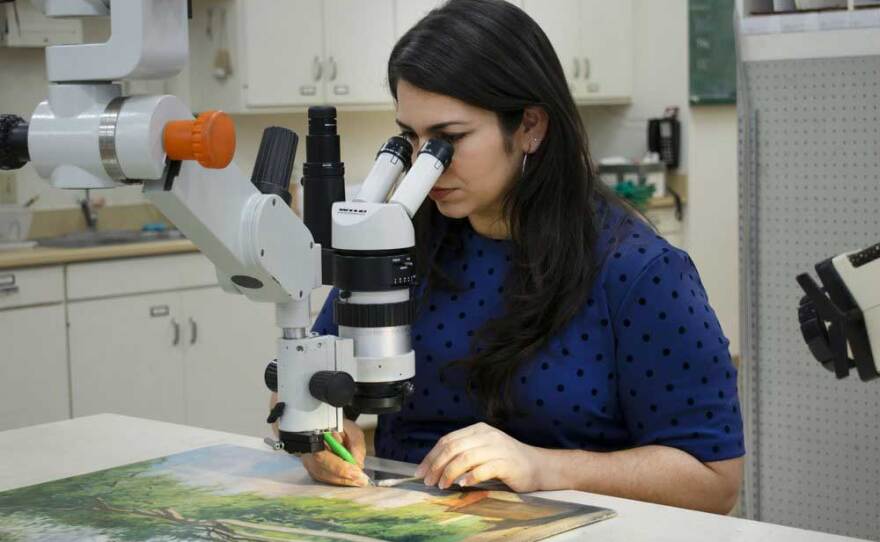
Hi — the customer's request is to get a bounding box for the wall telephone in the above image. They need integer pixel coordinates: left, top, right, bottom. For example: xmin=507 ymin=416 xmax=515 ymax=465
xmin=648 ymin=106 xmax=681 ymax=170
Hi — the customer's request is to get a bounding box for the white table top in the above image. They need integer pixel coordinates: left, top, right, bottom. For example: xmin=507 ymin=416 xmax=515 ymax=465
xmin=0 ymin=414 xmax=866 ymax=542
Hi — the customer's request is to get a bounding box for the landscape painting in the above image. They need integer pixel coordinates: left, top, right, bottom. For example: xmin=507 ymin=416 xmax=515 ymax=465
xmin=0 ymin=444 xmax=615 ymax=541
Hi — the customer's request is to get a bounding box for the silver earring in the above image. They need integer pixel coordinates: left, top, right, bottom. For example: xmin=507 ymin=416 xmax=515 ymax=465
xmin=522 ymin=138 xmax=540 ymax=176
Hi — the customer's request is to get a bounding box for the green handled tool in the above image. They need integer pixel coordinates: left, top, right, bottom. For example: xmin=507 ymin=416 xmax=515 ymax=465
xmin=323 ymin=432 xmax=374 ymax=486
xmin=323 ymin=432 xmax=356 ymax=465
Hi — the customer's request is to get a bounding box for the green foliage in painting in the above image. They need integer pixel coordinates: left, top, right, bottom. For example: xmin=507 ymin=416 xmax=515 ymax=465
xmin=0 ymin=455 xmax=486 ymax=542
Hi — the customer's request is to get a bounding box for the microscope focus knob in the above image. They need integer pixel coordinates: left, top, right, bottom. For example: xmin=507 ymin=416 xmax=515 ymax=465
xmin=164 ymin=110 xmax=236 ymax=169
xmin=264 ymin=360 xmax=278 ymax=392
xmin=309 ymin=371 xmax=356 ymax=408
xmin=251 ymin=126 xmax=298 ymax=206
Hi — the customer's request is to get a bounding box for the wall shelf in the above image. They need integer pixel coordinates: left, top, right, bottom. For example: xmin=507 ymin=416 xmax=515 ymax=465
xmin=740 ymin=6 xmax=880 ymax=34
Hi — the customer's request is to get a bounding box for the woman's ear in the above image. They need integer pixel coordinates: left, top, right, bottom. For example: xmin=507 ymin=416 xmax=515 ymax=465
xmin=519 ymin=106 xmax=549 ymax=154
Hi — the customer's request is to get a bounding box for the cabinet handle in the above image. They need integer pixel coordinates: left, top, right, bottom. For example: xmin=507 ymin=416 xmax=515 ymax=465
xmin=189 ymin=318 xmax=198 ymax=345
xmin=171 ymin=319 xmax=180 ymax=346
xmin=0 ymin=273 xmax=18 ymax=296
xmin=583 ymin=57 xmax=591 ymax=79
xmin=328 ymin=57 xmax=337 ymax=81
xmin=573 ymin=57 xmax=580 ymax=79
xmin=312 ymin=56 xmax=322 ymax=81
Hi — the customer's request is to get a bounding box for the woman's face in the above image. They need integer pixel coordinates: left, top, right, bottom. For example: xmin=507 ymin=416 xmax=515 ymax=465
xmin=395 ymin=80 xmax=521 ymax=225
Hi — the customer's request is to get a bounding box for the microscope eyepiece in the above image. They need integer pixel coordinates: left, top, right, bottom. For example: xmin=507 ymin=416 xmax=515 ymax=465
xmin=387 ymin=138 xmax=455 ymax=218
xmin=352 ymin=136 xmax=415 ymax=204
xmin=417 ymin=138 xmax=453 ymax=169
xmin=378 ymin=135 xmax=414 ymax=170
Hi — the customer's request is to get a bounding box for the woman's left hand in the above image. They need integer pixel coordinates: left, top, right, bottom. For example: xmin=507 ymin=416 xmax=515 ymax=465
xmin=415 ymin=422 xmax=546 ymax=493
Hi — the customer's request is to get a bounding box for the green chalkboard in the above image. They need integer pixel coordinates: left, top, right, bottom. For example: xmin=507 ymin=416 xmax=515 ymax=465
xmin=689 ymin=0 xmax=737 ymax=105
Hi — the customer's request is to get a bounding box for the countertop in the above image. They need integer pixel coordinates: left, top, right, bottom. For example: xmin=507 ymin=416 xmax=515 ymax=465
xmin=645 ymin=194 xmax=684 ymax=210
xmin=0 ymin=239 xmax=198 ymax=270
xmin=0 ymin=414 xmax=868 ymax=542
xmin=0 ymin=194 xmax=681 ymax=271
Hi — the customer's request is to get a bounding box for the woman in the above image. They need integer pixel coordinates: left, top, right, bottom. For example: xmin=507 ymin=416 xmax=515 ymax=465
xmin=291 ymin=0 xmax=744 ymax=513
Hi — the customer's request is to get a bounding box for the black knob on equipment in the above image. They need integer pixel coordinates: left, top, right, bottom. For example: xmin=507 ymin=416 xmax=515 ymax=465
xmin=264 ymin=360 xmax=278 ymax=392
xmin=0 ymin=115 xmax=29 ymax=171
xmin=251 ymin=127 xmax=298 ymax=206
xmin=309 ymin=371 xmax=356 ymax=408
xmin=266 ymin=401 xmax=285 ymax=424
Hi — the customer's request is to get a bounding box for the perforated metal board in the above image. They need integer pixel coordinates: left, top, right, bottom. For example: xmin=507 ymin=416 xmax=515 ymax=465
xmin=738 ymin=56 xmax=880 ymax=540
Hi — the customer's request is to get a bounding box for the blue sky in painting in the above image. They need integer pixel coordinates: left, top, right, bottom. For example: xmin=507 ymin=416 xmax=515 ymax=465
xmin=144 ymin=445 xmax=308 ymax=485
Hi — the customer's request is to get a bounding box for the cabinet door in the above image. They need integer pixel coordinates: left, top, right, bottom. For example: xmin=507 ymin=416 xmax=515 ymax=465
xmin=522 ymin=0 xmax=583 ymax=98
xmin=324 ymin=0 xmax=396 ymax=105
xmin=181 ymin=288 xmax=278 ymax=437
xmin=0 ymin=305 xmax=69 ymax=431
xmin=395 ymin=0 xmax=525 ymax=41
xmin=394 ymin=0 xmax=444 ymax=37
xmin=240 ymin=0 xmax=325 ymax=107
xmin=68 ymin=293 xmax=186 ymax=424
xmin=580 ymin=0 xmax=633 ymax=100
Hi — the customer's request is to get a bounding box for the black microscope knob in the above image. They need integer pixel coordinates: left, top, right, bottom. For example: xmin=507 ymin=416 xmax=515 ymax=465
xmin=309 ymin=371 xmax=356 ymax=408
xmin=264 ymin=360 xmax=278 ymax=392
xmin=251 ymin=126 xmax=298 ymax=205
xmin=0 ymin=114 xmax=29 ymax=171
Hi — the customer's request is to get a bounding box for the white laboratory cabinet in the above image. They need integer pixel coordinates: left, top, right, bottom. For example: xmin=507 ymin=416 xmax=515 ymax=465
xmin=189 ymin=0 xmax=630 ymax=112
xmin=523 ymin=0 xmax=633 ymax=104
xmin=189 ymin=0 xmax=396 ymax=112
xmin=68 ymin=291 xmax=189 ymax=425
xmin=65 ymin=254 xmax=277 ymax=437
xmin=0 ymin=267 xmax=69 ymax=432
xmin=178 ymin=287 xmax=278 ymax=436
xmin=393 ymin=0 xmax=523 ymax=37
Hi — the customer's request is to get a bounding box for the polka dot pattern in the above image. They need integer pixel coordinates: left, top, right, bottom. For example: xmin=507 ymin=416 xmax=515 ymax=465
xmin=313 ymin=204 xmax=744 ymax=464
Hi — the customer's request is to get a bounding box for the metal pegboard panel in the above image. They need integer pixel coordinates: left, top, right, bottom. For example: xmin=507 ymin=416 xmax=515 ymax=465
xmin=740 ymin=56 xmax=880 ymax=540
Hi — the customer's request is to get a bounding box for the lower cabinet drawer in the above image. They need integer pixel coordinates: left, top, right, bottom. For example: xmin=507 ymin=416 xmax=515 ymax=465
xmin=0 ymin=266 xmax=64 ymax=310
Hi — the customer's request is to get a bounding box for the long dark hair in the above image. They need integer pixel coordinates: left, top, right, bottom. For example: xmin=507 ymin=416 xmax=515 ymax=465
xmin=389 ymin=0 xmax=630 ymax=422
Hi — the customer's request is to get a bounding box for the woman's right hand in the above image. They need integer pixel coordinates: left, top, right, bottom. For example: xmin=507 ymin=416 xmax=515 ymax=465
xmin=301 ymin=418 xmax=370 ymax=487
xmin=269 ymin=393 xmax=370 ymax=487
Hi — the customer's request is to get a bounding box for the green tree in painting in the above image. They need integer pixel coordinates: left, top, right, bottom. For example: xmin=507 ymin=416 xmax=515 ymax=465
xmin=0 ymin=456 xmax=489 ymax=542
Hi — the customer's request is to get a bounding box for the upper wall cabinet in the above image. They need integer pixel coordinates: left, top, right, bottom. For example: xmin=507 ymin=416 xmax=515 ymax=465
xmin=189 ymin=0 xmax=629 ymax=113
xmin=394 ymin=0 xmax=523 ymax=38
xmin=324 ymin=0 xmax=396 ymax=104
xmin=190 ymin=0 xmax=396 ymax=112
xmin=523 ymin=0 xmax=633 ymax=104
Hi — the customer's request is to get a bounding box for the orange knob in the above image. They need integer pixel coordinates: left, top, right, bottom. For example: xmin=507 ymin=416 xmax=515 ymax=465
xmin=163 ymin=110 xmax=236 ymax=169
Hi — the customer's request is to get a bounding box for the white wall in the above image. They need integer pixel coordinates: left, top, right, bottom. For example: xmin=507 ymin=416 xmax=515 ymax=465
xmin=687 ymin=107 xmax=739 ymax=354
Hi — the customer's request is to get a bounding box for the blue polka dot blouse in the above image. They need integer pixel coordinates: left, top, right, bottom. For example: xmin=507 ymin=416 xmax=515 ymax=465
xmin=313 ymin=203 xmax=745 ymax=465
